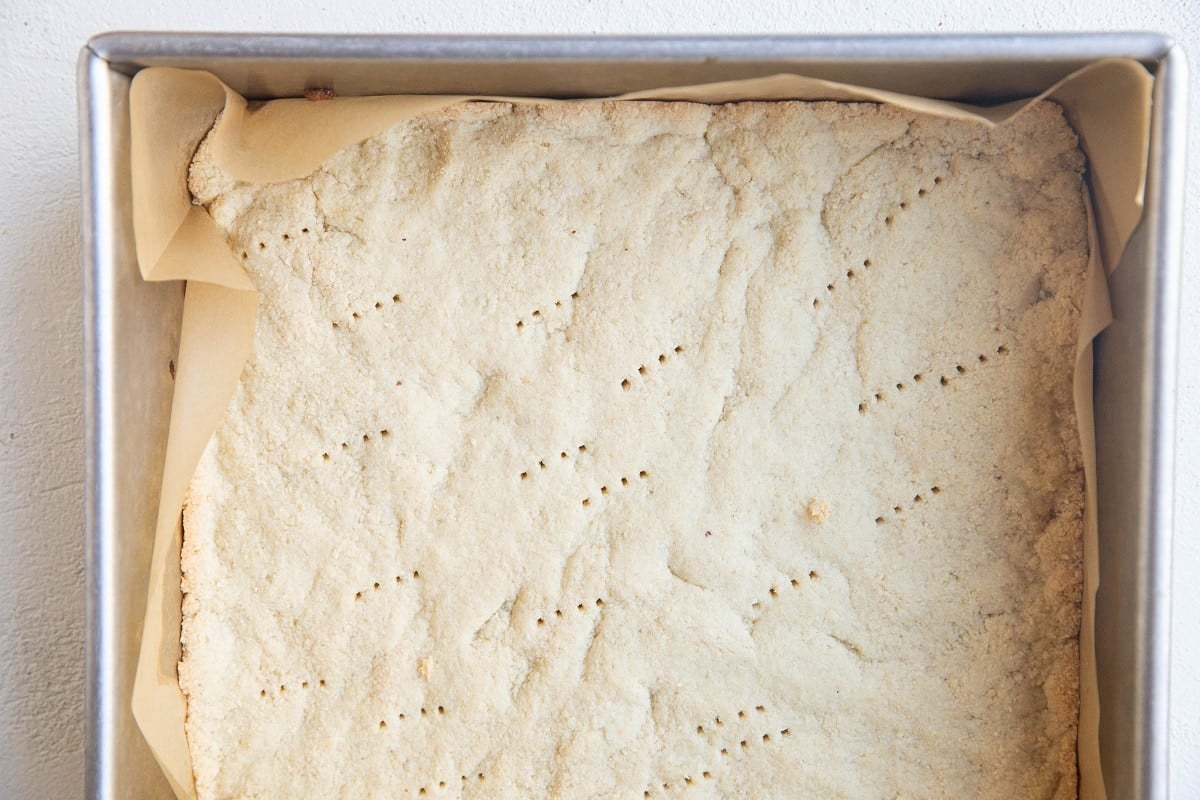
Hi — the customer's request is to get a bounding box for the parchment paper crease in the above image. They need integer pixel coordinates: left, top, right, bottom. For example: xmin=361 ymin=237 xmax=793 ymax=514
xmin=128 ymin=60 xmax=1152 ymax=800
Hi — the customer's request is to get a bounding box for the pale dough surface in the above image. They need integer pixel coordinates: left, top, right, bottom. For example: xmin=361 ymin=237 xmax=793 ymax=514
xmin=183 ymin=100 xmax=1086 ymax=800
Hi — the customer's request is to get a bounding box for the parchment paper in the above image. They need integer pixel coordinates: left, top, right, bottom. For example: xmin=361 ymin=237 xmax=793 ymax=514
xmin=128 ymin=59 xmax=1152 ymax=800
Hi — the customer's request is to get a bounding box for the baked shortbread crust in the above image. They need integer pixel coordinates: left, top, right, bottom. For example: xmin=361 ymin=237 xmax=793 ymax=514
xmin=183 ymin=100 xmax=1087 ymax=800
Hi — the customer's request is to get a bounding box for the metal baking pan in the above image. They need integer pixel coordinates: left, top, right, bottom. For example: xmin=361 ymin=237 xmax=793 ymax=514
xmin=79 ymin=33 xmax=1185 ymax=800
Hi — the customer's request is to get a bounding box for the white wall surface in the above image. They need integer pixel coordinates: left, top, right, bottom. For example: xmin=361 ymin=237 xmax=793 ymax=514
xmin=0 ymin=2 xmax=1194 ymax=798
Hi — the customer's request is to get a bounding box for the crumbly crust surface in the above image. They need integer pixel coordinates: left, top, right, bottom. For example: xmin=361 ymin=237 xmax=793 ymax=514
xmin=183 ymin=100 xmax=1086 ymax=800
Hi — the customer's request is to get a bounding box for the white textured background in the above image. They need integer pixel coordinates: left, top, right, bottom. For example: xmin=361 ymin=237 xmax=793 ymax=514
xmin=0 ymin=2 xmax=1194 ymax=798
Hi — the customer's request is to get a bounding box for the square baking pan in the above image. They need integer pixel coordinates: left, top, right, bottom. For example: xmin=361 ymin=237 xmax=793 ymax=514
xmin=79 ymin=33 xmax=1185 ymax=800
